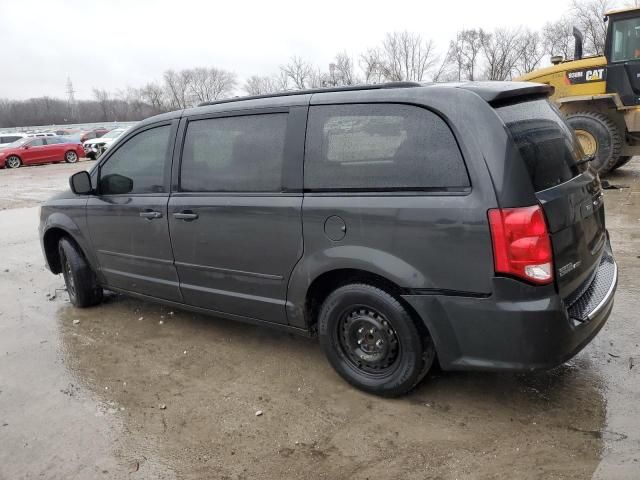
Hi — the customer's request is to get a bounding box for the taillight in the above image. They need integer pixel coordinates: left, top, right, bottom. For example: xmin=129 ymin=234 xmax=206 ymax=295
xmin=488 ymin=205 xmax=553 ymax=285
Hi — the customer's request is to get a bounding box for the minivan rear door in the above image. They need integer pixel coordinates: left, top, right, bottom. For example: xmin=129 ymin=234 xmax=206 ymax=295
xmin=168 ymin=107 xmax=306 ymax=325
xmin=497 ymin=99 xmax=607 ymax=299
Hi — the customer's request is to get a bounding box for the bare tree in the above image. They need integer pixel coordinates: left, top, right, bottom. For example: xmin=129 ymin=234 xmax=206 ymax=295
xmin=280 ymin=56 xmax=313 ymax=89
xmin=244 ymin=75 xmax=279 ymax=95
xmin=543 ymin=18 xmax=575 ymax=59
xmin=571 ymin=0 xmax=614 ymax=55
xmin=332 ymin=52 xmax=357 ymax=85
xmin=188 ymin=67 xmax=236 ymax=103
xmin=163 ymin=69 xmax=193 ymax=109
xmin=360 ymin=48 xmax=385 ymax=83
xmin=515 ymin=29 xmax=545 ymax=75
xmin=92 ymin=88 xmax=112 ymax=121
xmin=378 ymin=31 xmax=438 ymax=81
xmin=140 ymin=82 xmax=168 ymax=112
xmin=481 ymin=28 xmax=522 ymax=80
xmin=448 ymin=29 xmax=485 ymax=81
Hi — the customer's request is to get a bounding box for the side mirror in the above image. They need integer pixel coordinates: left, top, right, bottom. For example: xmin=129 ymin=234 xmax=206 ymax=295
xmin=22 ymin=144 xmax=30 ymax=150
xmin=69 ymin=171 xmax=93 ymax=195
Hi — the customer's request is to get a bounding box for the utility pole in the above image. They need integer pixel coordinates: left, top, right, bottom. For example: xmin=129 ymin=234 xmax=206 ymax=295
xmin=66 ymin=76 xmax=77 ymax=122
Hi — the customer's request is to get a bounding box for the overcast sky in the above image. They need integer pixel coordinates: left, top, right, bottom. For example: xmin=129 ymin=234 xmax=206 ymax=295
xmin=0 ymin=0 xmax=579 ymax=100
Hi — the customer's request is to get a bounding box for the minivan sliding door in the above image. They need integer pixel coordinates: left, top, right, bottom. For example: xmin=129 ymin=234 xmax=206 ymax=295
xmin=168 ymin=108 xmax=306 ymax=324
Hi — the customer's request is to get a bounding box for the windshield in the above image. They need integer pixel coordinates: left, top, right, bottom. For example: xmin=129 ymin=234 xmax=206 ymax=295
xmin=497 ymin=99 xmax=588 ymax=192
xmin=102 ymin=129 xmax=125 ymax=139
xmin=9 ymin=138 xmax=30 ymax=147
xmin=611 ymin=17 xmax=640 ymax=62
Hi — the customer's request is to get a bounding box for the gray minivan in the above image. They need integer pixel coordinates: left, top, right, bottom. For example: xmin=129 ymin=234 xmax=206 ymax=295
xmin=39 ymin=81 xmax=618 ymax=396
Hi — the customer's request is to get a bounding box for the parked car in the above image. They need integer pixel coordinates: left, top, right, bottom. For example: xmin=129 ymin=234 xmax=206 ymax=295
xmin=0 ymin=136 xmax=84 ymax=168
xmin=0 ymin=132 xmax=28 ymax=149
xmin=39 ymin=82 xmax=618 ymax=397
xmin=27 ymin=132 xmax=56 ymax=138
xmin=83 ymin=128 xmax=128 ymax=159
xmin=80 ymin=128 xmax=110 ymax=143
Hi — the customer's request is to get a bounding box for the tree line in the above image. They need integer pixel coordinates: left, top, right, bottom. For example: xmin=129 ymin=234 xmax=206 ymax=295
xmin=0 ymin=0 xmax=616 ymax=128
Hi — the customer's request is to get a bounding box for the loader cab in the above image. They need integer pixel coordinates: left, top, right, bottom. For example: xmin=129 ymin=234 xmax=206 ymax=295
xmin=604 ymin=8 xmax=640 ymax=105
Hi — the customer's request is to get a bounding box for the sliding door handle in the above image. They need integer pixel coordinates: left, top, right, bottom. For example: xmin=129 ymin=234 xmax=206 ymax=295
xmin=173 ymin=211 xmax=199 ymax=221
xmin=139 ymin=210 xmax=162 ymax=219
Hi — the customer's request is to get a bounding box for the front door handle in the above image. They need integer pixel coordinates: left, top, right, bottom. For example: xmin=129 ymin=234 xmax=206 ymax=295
xmin=139 ymin=210 xmax=163 ymax=219
xmin=173 ymin=210 xmax=199 ymax=221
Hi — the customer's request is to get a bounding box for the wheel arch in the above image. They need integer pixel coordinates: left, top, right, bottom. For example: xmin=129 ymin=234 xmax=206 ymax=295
xmin=41 ymin=212 xmax=99 ymax=277
xmin=291 ymin=267 xmax=429 ymax=343
xmin=42 ymin=226 xmax=73 ymax=274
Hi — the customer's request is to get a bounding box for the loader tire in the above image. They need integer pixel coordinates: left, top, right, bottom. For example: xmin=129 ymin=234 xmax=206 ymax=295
xmin=610 ymin=155 xmax=633 ymax=171
xmin=566 ymin=111 xmax=622 ymax=175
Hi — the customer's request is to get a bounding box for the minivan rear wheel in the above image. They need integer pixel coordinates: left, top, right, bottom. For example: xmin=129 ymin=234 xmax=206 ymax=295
xmin=318 ymin=284 xmax=435 ymax=397
xmin=58 ymin=237 xmax=103 ymax=308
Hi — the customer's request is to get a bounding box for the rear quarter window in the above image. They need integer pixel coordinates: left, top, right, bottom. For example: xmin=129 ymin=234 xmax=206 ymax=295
xmin=497 ymin=99 xmax=587 ymax=192
xmin=304 ymin=103 xmax=469 ymax=191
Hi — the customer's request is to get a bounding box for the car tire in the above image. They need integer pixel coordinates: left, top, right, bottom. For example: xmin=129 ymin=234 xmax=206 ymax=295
xmin=64 ymin=151 xmax=79 ymax=163
xmin=566 ymin=111 xmax=622 ymax=175
xmin=5 ymin=155 xmax=21 ymax=169
xmin=318 ymin=283 xmax=435 ymax=397
xmin=58 ymin=237 xmax=103 ymax=308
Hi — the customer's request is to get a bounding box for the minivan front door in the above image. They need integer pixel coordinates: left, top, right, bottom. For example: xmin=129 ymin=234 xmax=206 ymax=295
xmin=168 ymin=110 xmax=305 ymax=324
xmin=87 ymin=122 xmax=182 ymax=302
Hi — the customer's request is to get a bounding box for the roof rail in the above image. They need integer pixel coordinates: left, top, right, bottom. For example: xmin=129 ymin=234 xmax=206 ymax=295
xmin=197 ymin=81 xmax=422 ymax=107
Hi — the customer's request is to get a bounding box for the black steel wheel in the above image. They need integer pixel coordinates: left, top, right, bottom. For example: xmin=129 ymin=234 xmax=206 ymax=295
xmin=58 ymin=237 xmax=103 ymax=308
xmin=319 ymin=283 xmax=435 ymax=397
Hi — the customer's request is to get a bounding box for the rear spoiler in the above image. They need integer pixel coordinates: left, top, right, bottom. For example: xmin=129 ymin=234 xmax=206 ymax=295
xmin=456 ymin=82 xmax=554 ymax=106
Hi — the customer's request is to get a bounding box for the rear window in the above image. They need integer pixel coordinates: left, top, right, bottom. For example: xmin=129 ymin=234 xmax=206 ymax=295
xmin=304 ymin=103 xmax=469 ymax=191
xmin=497 ymin=99 xmax=586 ymax=192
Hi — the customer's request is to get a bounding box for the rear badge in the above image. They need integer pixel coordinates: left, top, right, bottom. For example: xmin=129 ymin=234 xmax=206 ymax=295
xmin=559 ymin=261 xmax=582 ymax=277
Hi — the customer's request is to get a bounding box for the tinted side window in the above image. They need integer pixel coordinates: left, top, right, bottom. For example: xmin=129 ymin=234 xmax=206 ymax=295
xmin=304 ymin=104 xmax=469 ymax=191
xmin=45 ymin=137 xmax=62 ymax=145
xmin=30 ymin=138 xmax=45 ymax=146
xmin=2 ymin=136 xmax=20 ymax=143
xmin=180 ymin=113 xmax=287 ymax=192
xmin=99 ymin=125 xmax=171 ymax=195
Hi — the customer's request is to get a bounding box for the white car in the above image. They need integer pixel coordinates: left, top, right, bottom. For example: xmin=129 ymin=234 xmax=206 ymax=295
xmin=0 ymin=133 xmax=28 ymax=149
xmin=27 ymin=132 xmax=56 ymax=137
xmin=83 ymin=128 xmax=130 ymax=160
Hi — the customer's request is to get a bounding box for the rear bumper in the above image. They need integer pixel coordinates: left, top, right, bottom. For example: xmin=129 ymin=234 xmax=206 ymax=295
xmin=402 ymin=245 xmax=617 ymax=372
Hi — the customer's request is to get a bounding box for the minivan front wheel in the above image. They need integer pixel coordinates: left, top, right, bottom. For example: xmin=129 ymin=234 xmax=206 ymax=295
xmin=318 ymin=284 xmax=435 ymax=397
xmin=58 ymin=237 xmax=103 ymax=308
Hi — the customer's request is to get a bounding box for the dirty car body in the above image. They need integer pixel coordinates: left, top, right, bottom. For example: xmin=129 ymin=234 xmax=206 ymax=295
xmin=39 ymin=81 xmax=618 ymax=396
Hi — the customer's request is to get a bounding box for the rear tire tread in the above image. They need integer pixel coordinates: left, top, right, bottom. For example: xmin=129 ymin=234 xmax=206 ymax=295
xmin=318 ymin=283 xmax=435 ymax=397
xmin=566 ymin=111 xmax=622 ymax=175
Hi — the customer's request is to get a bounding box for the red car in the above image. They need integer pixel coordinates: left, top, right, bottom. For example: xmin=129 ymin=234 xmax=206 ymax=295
xmin=80 ymin=128 xmax=110 ymax=143
xmin=0 ymin=136 xmax=84 ymax=169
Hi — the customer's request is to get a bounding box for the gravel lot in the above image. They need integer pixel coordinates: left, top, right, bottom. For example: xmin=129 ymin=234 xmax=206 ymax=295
xmin=0 ymin=160 xmax=638 ymax=479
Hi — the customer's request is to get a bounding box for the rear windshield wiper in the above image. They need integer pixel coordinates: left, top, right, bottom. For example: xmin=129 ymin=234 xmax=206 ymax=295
xmin=575 ymin=153 xmax=595 ymax=166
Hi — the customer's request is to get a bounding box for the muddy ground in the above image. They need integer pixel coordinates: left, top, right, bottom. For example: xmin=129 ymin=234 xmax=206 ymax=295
xmin=0 ymin=160 xmax=638 ymax=479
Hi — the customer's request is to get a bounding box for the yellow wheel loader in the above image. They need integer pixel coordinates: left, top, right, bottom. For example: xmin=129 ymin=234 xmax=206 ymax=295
xmin=518 ymin=7 xmax=640 ymax=174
